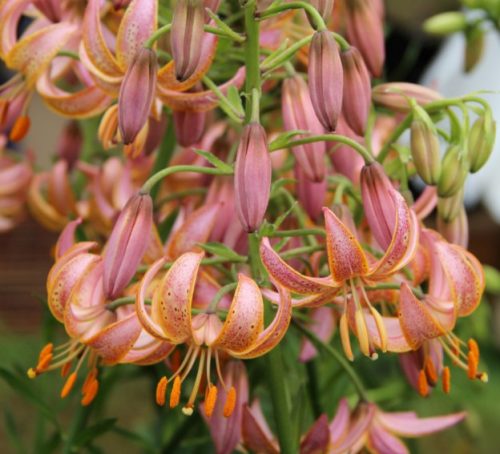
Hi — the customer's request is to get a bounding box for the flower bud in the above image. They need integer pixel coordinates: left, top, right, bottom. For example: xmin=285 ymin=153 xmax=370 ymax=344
xmin=437 ymin=205 xmax=468 ymax=248
xmin=468 ymin=109 xmax=496 ymax=173
xmin=372 ymin=83 xmax=442 ymax=113
xmin=340 ymin=46 xmax=371 ymax=135
xmin=308 ymin=30 xmax=343 ymax=132
xmin=423 ymin=12 xmax=467 ymax=36
xmin=344 ymin=0 xmax=385 ymax=77
xmin=57 ymin=121 xmax=82 ymax=170
xmin=234 ymin=123 xmax=271 ymax=232
xmin=173 ymin=109 xmax=206 ymax=147
xmin=118 ymin=47 xmax=157 ymax=145
xmin=295 ymin=165 xmax=327 ymax=221
xmin=464 ymin=25 xmax=485 ymax=73
xmin=171 ymin=0 xmax=205 ymax=81
xmin=437 ymin=146 xmax=468 ymax=198
xmin=437 ymin=188 xmax=464 ymax=223
xmin=410 ymin=106 xmax=441 ymax=185
xmin=103 ymin=193 xmax=153 ymax=299
xmin=282 ymin=76 xmax=326 ymax=182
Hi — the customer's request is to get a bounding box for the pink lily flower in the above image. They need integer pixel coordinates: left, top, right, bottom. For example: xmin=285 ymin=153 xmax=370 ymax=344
xmin=136 ymin=251 xmax=292 ymax=415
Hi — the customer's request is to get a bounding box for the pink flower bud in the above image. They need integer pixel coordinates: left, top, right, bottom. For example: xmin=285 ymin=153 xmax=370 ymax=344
xmin=295 ymin=165 xmax=327 ymax=221
xmin=234 ymin=123 xmax=271 ymax=232
xmin=118 ymin=47 xmax=157 ymax=145
xmin=171 ymin=0 xmax=205 ymax=81
xmin=173 ymin=109 xmax=206 ymax=147
xmin=282 ymin=75 xmax=326 ymax=182
xmin=344 ymin=0 xmax=385 ymax=77
xmin=340 ymin=46 xmax=371 ymax=135
xmin=308 ymin=30 xmax=343 ymax=132
xmin=103 ymin=193 xmax=153 ymax=299
xmin=144 ymin=113 xmax=168 ymax=155
xmin=372 ymin=83 xmax=442 ymax=113
xmin=57 ymin=121 xmax=82 ymax=170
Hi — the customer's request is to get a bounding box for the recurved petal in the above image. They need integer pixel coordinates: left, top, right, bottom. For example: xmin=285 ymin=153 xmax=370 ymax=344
xmin=86 ymin=312 xmax=142 ymax=364
xmin=115 ymin=0 xmax=157 ymax=69
xmin=323 ymin=207 xmax=369 ymax=281
xmin=331 ymin=403 xmax=376 ymax=454
xmin=368 ymin=422 xmax=409 ymax=454
xmin=377 ymin=410 xmax=466 ymax=437
xmin=6 ymin=22 xmax=77 ymax=87
xmin=242 ymin=403 xmax=279 ymax=454
xmin=232 ymin=281 xmax=291 ymax=359
xmin=82 ymin=0 xmax=122 ymax=79
xmin=260 ymin=237 xmax=336 ymax=295
xmin=370 ymin=191 xmax=419 ymax=277
xmin=300 ymin=414 xmax=330 ymax=454
xmin=398 ymin=283 xmax=447 ymax=349
xmin=153 ymin=251 xmax=204 ymax=343
xmin=212 ymin=274 xmax=264 ymax=352
xmin=330 ymin=398 xmax=350 ymax=443
xmin=54 ymin=218 xmax=82 ymax=259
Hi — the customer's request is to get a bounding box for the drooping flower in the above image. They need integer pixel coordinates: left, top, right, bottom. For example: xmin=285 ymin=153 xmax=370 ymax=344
xmin=136 ymin=251 xmax=292 ymax=415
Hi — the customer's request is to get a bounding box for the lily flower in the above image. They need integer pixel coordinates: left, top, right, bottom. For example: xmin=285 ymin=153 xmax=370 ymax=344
xmin=136 ymin=251 xmax=292 ymax=416
xmin=260 ymin=163 xmax=419 ymax=359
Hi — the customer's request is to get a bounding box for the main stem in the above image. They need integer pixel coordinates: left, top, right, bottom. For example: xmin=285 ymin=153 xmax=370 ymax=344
xmin=245 ymin=3 xmax=297 ymax=453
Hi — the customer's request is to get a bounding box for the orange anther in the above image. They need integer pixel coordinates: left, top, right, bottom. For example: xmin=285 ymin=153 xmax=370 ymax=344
xmin=9 ymin=116 xmax=30 ymax=142
xmin=170 ymin=350 xmax=181 ymax=373
xmin=61 ymin=372 xmax=78 ymax=398
xmin=468 ymin=339 xmax=479 ymax=361
xmin=467 ymin=352 xmax=478 ymax=380
xmin=170 ymin=376 xmax=181 ymax=408
xmin=38 ymin=343 xmax=54 ymax=361
xmin=442 ymin=367 xmax=451 ymax=394
xmin=156 ymin=376 xmax=168 ymax=407
xmin=204 ymin=385 xmax=218 ymax=418
xmin=418 ymin=370 xmax=429 ymax=397
xmin=60 ymin=362 xmax=72 ymax=378
xmin=81 ymin=379 xmax=99 ymax=406
xmin=35 ymin=353 xmax=53 ymax=373
xmin=223 ymin=386 xmax=236 ymax=418
xmin=82 ymin=369 xmax=98 ymax=394
xmin=424 ymin=358 xmax=438 ymax=385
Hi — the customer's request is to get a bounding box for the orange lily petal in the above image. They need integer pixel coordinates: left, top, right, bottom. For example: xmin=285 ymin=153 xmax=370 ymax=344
xmin=212 ymin=274 xmax=264 ymax=353
xmin=6 ymin=22 xmax=77 ymax=87
xmin=323 ymin=207 xmax=369 ymax=282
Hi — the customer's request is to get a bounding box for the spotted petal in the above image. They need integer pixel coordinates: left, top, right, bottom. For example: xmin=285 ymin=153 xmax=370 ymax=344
xmin=212 ymin=274 xmax=264 ymax=353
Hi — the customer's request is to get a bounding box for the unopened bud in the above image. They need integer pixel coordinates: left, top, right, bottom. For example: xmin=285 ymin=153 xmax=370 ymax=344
xmin=118 ymin=47 xmax=157 ymax=145
xmin=437 ymin=188 xmax=464 ymax=222
xmin=234 ymin=123 xmax=271 ymax=232
xmin=57 ymin=121 xmax=82 ymax=170
xmin=103 ymin=193 xmax=153 ymax=298
xmin=464 ymin=25 xmax=485 ymax=73
xmin=437 ymin=146 xmax=468 ymax=198
xmin=308 ymin=30 xmax=343 ymax=131
xmin=437 ymin=205 xmax=468 ymax=248
xmin=468 ymin=109 xmax=496 ymax=173
xmin=345 ymin=0 xmax=385 ymax=77
xmin=171 ymin=0 xmax=204 ymax=81
xmin=340 ymin=46 xmax=371 ymax=135
xmin=295 ymin=165 xmax=327 ymax=221
xmin=410 ymin=106 xmax=441 ymax=185
xmin=282 ymin=75 xmax=326 ymax=182
xmin=423 ymin=12 xmax=467 ymax=36
xmin=173 ymin=109 xmax=206 ymax=147
xmin=372 ymin=83 xmax=442 ymax=113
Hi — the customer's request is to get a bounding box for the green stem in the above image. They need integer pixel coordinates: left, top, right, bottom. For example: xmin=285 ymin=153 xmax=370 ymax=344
xmin=57 ymin=50 xmax=80 ymax=60
xmin=150 ymin=118 xmax=175 ymax=201
xmin=202 ymin=76 xmax=245 ymax=123
xmin=144 ymin=23 xmax=171 ymax=49
xmin=257 ymin=2 xmax=327 ymax=31
xmin=261 ymin=34 xmax=314 ymax=73
xmin=208 ymin=283 xmax=238 ymax=312
xmin=269 ymin=228 xmax=326 ymax=238
xmin=280 ymin=244 xmax=324 ymax=259
xmin=244 ymin=2 xmax=261 ymax=122
xmin=332 ymin=32 xmax=350 ymax=51
xmin=271 ymin=133 xmax=374 ymax=164
xmin=294 ymin=320 xmax=369 ymax=402
xmin=141 ymin=165 xmax=232 ymax=194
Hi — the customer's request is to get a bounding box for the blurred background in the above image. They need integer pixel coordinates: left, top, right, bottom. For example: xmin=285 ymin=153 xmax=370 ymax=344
xmin=1 ymin=0 xmax=500 ymax=452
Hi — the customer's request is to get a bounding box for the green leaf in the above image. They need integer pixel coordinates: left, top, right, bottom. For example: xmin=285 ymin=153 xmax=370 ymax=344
xmin=227 ymin=86 xmax=245 ymax=118
xmin=193 ymin=149 xmax=233 ymax=173
xmin=198 ymin=242 xmax=246 ymax=261
xmin=270 ymin=178 xmax=296 ymax=197
xmin=269 ymin=130 xmax=309 ymax=151
xmin=3 ymin=410 xmax=26 ymax=454
xmin=73 ymin=418 xmax=117 ymax=448
xmin=0 ymin=367 xmax=59 ymax=427
xmin=484 ymin=265 xmax=500 ymax=294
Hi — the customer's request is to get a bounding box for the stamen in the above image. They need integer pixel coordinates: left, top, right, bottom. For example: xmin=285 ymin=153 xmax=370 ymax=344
xmin=223 ymin=386 xmax=236 ymax=418
xmin=39 ymin=343 xmax=54 ymax=361
xmin=424 ymin=358 xmax=438 ymax=385
xmin=60 ymin=361 xmax=72 ymax=378
xmin=354 ymin=310 xmax=370 ymax=357
xmin=170 ymin=376 xmax=182 ymax=409
xmin=156 ymin=376 xmax=168 ymax=406
xmin=360 ymin=285 xmax=387 ymax=352
xmin=170 ymin=349 xmax=182 ymax=373
xmin=340 ymin=312 xmax=354 ymax=361
xmin=82 ymin=369 xmax=98 ymax=394
xmin=9 ymin=116 xmax=30 ymax=142
xmin=81 ymin=379 xmax=99 ymax=406
xmin=468 ymin=339 xmax=479 ymax=361
xmin=442 ymin=367 xmax=451 ymax=394
xmin=61 ymin=372 xmax=78 ymax=398
xmin=418 ymin=370 xmax=429 ymax=397
xmin=183 ymin=349 xmax=207 ymax=415
xmin=214 ymin=350 xmax=227 ymax=389
xmin=467 ymin=352 xmax=478 ymax=380
xmin=35 ymin=353 xmax=53 ymax=374
xmin=204 ymin=384 xmax=218 ymax=418
xmin=27 ymin=368 xmax=37 ymax=379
